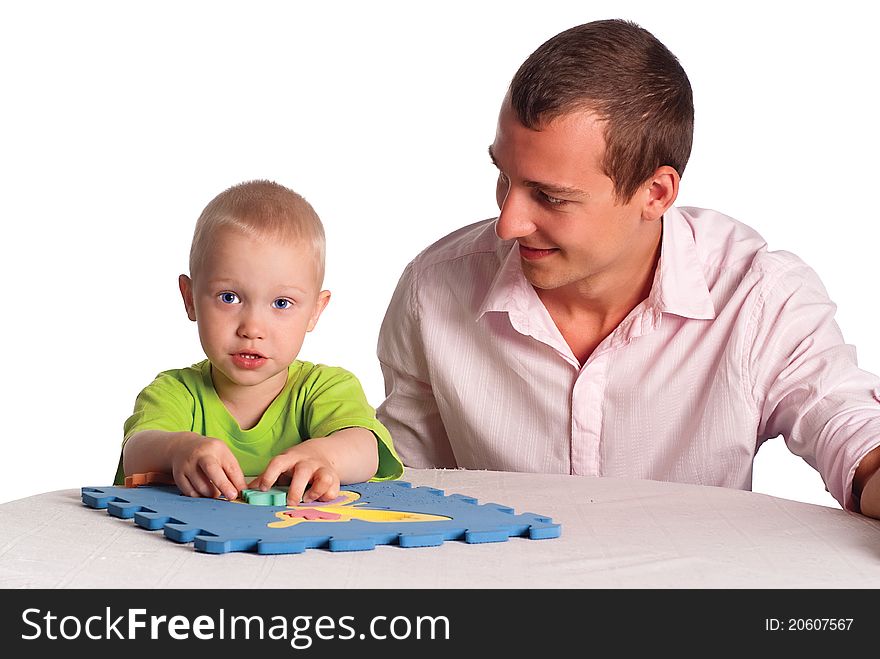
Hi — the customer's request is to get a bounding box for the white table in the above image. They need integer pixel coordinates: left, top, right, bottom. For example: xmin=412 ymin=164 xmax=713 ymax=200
xmin=2 ymin=468 xmax=879 ymax=589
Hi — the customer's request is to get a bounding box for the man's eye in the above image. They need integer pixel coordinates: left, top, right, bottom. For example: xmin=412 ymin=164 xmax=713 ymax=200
xmin=539 ymin=190 xmax=567 ymax=206
xmin=219 ymin=292 xmax=240 ymax=304
xmin=273 ymin=298 xmax=293 ymax=310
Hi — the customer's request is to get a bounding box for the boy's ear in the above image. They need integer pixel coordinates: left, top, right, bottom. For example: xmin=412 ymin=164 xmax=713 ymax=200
xmin=307 ymin=290 xmax=331 ymax=332
xmin=178 ymin=274 xmax=197 ymax=321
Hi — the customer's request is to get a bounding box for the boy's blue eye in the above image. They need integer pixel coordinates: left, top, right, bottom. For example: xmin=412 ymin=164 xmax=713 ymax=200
xmin=219 ymin=292 xmax=240 ymax=304
xmin=273 ymin=298 xmax=292 ymax=310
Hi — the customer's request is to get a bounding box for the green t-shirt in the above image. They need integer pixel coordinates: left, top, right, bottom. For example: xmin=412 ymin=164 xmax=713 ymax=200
xmin=114 ymin=359 xmax=403 ymax=485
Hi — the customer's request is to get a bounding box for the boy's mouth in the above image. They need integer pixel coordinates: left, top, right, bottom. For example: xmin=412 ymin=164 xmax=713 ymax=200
xmin=231 ymin=351 xmax=267 ymax=369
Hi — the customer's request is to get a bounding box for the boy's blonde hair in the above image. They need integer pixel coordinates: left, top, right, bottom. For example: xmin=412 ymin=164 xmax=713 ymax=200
xmin=189 ymin=180 xmax=326 ymax=284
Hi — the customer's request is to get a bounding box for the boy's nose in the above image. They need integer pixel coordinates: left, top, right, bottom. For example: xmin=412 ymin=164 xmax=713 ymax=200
xmin=237 ymin=310 xmax=265 ymax=340
xmin=237 ymin=325 xmax=264 ymax=340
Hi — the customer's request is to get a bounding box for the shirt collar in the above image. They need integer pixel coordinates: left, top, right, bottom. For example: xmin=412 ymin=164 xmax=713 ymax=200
xmin=651 ymin=206 xmax=716 ymax=320
xmin=477 ymin=234 xmax=529 ymax=319
xmin=477 ymin=208 xmax=716 ymax=322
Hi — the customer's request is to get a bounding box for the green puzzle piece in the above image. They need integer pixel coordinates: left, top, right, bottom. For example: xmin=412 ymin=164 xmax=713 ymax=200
xmin=241 ymin=488 xmax=288 ymax=506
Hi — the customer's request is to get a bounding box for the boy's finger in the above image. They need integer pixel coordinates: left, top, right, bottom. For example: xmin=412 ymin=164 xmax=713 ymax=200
xmin=301 ymin=484 xmax=320 ymax=503
xmin=319 ymin=481 xmax=340 ymax=502
xmin=254 ymin=458 xmax=288 ymax=492
xmin=202 ymin=463 xmax=239 ymax=501
xmin=229 ymin=468 xmax=248 ymax=495
xmin=287 ymin=467 xmax=313 ymax=506
xmin=186 ymin=471 xmax=214 ymax=498
xmin=220 ymin=457 xmax=248 ymax=493
xmin=176 ymin=473 xmax=198 ymax=498
xmin=303 ymin=471 xmax=335 ymax=503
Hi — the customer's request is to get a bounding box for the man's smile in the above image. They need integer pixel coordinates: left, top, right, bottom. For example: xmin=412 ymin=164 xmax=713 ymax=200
xmin=518 ymin=243 xmax=559 ymax=260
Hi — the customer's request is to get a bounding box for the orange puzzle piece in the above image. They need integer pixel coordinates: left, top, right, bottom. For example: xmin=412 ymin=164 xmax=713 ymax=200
xmin=124 ymin=472 xmax=176 ymax=488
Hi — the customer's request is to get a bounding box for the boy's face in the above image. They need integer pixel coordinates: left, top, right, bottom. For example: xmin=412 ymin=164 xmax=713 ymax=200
xmin=179 ymin=227 xmax=330 ymax=398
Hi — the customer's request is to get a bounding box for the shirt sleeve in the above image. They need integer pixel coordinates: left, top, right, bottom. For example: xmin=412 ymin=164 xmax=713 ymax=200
xmin=302 ymin=366 xmax=404 ymax=481
xmin=113 ymin=373 xmax=196 ymax=485
xmin=749 ymin=255 xmax=880 ymax=510
xmin=376 ymin=260 xmax=458 ymax=468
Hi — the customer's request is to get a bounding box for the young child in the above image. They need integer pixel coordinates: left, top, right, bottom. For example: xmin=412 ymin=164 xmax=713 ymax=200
xmin=115 ymin=180 xmax=403 ymax=505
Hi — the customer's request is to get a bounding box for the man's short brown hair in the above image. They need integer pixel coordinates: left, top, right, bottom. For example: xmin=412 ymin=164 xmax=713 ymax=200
xmin=509 ymin=19 xmax=694 ymax=202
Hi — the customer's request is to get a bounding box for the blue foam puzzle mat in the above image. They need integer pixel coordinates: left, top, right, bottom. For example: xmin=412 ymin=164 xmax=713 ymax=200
xmin=81 ymin=480 xmax=561 ymax=554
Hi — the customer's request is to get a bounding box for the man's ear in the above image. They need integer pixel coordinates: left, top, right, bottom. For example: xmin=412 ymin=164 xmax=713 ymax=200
xmin=307 ymin=290 xmax=331 ymax=332
xmin=641 ymin=165 xmax=680 ymax=222
xmin=178 ymin=274 xmax=197 ymax=321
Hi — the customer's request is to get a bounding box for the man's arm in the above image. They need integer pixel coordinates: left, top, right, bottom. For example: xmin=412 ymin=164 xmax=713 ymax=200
xmin=750 ymin=258 xmax=880 ymax=513
xmin=853 ymin=445 xmax=880 ymax=518
xmin=376 ymin=261 xmax=457 ymax=468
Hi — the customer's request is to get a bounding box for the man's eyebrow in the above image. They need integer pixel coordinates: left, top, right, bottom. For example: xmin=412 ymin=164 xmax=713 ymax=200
xmin=487 ymin=145 xmax=588 ymax=198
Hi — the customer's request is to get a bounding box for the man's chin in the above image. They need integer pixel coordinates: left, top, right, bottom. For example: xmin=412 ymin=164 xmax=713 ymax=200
xmin=521 ymin=264 xmax=567 ymax=291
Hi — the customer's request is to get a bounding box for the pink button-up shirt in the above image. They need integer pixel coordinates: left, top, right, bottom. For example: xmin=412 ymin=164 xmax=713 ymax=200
xmin=377 ymin=206 xmax=880 ymax=510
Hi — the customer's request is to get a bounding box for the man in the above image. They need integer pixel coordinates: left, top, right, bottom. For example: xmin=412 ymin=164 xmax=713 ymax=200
xmin=376 ymin=19 xmax=880 ymax=517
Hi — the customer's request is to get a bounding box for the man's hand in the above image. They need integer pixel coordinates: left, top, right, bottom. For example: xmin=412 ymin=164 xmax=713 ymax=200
xmin=853 ymin=444 xmax=880 ymax=518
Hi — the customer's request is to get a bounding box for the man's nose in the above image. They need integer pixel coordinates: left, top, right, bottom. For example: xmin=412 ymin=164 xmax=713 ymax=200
xmin=495 ymin=187 xmax=537 ymax=241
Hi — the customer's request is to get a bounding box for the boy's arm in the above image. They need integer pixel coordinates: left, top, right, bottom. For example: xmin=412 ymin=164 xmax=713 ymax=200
xmin=123 ymin=429 xmax=247 ymax=501
xmin=248 ymin=427 xmax=379 ymax=505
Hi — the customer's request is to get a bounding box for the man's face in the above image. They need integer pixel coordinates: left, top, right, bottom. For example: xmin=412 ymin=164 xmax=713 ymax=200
xmin=489 ymin=102 xmax=657 ymax=296
xmin=179 ymin=227 xmax=329 ymax=399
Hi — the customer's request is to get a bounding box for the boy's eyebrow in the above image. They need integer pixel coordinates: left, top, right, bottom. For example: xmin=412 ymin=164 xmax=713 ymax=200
xmin=278 ymin=284 xmax=310 ymax=296
xmin=487 ymin=144 xmax=588 ymax=198
xmin=206 ymin=278 xmax=235 ymax=288
xmin=206 ymin=279 xmax=311 ymax=296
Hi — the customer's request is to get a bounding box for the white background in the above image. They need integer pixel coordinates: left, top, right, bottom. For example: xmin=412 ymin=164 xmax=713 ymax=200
xmin=1 ymin=1 xmax=877 ymax=507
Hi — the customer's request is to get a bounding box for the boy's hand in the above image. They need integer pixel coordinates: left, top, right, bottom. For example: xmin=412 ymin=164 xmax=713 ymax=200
xmin=248 ymin=444 xmax=340 ymax=506
xmin=171 ymin=434 xmax=247 ymax=502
